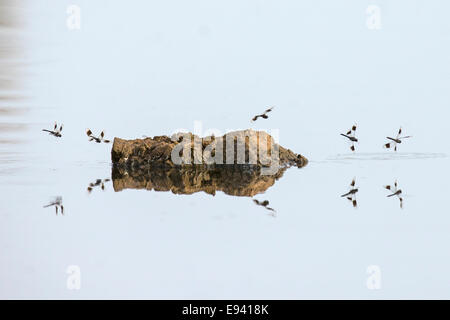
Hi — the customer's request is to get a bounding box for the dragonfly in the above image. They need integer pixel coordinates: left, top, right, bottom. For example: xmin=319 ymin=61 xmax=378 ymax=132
xmin=42 ymin=122 xmax=63 ymax=138
xmin=341 ymin=178 xmax=358 ymax=208
xmin=251 ymin=107 xmax=274 ymax=122
xmin=253 ymin=199 xmax=276 ymax=216
xmin=340 ymin=124 xmax=358 ymax=152
xmin=384 ymin=180 xmax=403 ymax=208
xmin=87 ymin=178 xmax=110 ymax=193
xmin=86 ymin=129 xmax=111 ymax=143
xmin=384 ymin=127 xmax=412 ymax=151
xmin=43 ymin=196 xmax=64 ymax=215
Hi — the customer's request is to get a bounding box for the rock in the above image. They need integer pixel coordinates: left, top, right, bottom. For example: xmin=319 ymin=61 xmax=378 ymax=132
xmin=111 ymin=129 xmax=308 ymax=170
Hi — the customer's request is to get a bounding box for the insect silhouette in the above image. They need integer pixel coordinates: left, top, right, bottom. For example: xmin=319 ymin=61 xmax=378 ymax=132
xmin=86 ymin=129 xmax=110 ymax=143
xmin=340 ymin=124 xmax=358 ymax=152
xmin=251 ymin=107 xmax=274 ymax=122
xmin=42 ymin=122 xmax=63 ymax=138
xmin=341 ymin=178 xmax=358 ymax=208
xmin=384 ymin=127 xmax=412 ymax=152
xmin=87 ymin=178 xmax=110 ymax=193
xmin=384 ymin=180 xmax=403 ymax=208
xmin=253 ymin=199 xmax=276 ymax=216
xmin=43 ymin=196 xmax=64 ymax=215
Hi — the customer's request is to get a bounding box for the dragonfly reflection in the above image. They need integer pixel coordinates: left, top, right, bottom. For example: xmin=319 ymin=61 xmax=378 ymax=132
xmin=341 ymin=177 xmax=358 ymax=208
xmin=253 ymin=199 xmax=276 ymax=216
xmin=384 ymin=180 xmax=404 ymax=208
xmin=43 ymin=196 xmax=64 ymax=215
xmin=87 ymin=178 xmax=110 ymax=193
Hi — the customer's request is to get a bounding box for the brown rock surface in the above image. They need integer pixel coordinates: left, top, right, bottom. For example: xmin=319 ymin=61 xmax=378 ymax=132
xmin=111 ymin=129 xmax=308 ymax=169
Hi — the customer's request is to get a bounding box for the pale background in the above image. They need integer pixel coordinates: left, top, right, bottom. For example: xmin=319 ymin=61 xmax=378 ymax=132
xmin=0 ymin=0 xmax=449 ymax=298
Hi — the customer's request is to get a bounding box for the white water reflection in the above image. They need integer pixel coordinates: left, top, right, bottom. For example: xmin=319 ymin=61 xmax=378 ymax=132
xmin=326 ymin=152 xmax=448 ymax=162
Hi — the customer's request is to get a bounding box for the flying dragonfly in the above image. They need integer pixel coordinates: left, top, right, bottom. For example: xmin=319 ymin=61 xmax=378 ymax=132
xmin=87 ymin=178 xmax=110 ymax=193
xmin=86 ymin=129 xmax=110 ymax=143
xmin=43 ymin=196 xmax=64 ymax=215
xmin=251 ymin=107 xmax=274 ymax=122
xmin=253 ymin=199 xmax=276 ymax=216
xmin=384 ymin=180 xmax=403 ymax=208
xmin=384 ymin=127 xmax=412 ymax=152
xmin=42 ymin=122 xmax=63 ymax=138
xmin=341 ymin=178 xmax=359 ymax=208
xmin=340 ymin=124 xmax=358 ymax=152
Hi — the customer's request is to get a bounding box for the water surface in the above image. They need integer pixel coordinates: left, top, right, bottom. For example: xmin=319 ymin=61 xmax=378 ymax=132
xmin=1 ymin=0 xmax=450 ymax=299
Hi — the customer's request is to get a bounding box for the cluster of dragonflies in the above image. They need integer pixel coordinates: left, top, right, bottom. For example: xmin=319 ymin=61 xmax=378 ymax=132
xmin=341 ymin=178 xmax=404 ymax=208
xmin=251 ymin=109 xmax=413 ymax=153
xmin=42 ymin=122 xmax=111 ymax=144
xmin=341 ymin=125 xmax=412 ymax=152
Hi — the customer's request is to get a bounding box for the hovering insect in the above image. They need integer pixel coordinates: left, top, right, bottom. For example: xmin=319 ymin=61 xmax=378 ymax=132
xmin=86 ymin=129 xmax=110 ymax=143
xmin=384 ymin=127 xmax=412 ymax=152
xmin=341 ymin=178 xmax=359 ymax=208
xmin=384 ymin=180 xmax=403 ymax=208
xmin=251 ymin=107 xmax=274 ymax=122
xmin=253 ymin=199 xmax=276 ymax=216
xmin=340 ymin=124 xmax=358 ymax=152
xmin=87 ymin=178 xmax=110 ymax=193
xmin=43 ymin=196 xmax=64 ymax=215
xmin=42 ymin=122 xmax=63 ymax=138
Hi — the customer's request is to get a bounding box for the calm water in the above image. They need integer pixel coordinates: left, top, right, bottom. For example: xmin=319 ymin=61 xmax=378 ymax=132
xmin=1 ymin=1 xmax=450 ymax=299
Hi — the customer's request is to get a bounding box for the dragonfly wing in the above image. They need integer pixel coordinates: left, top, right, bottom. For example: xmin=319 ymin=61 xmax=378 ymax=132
xmin=393 ymin=181 xmax=399 ymax=193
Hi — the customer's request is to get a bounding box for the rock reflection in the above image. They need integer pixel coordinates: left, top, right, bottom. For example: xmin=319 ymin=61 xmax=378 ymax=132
xmin=112 ymin=165 xmax=288 ymax=197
